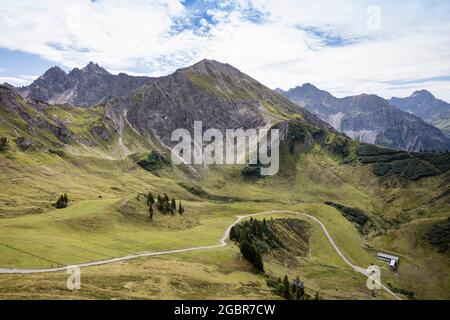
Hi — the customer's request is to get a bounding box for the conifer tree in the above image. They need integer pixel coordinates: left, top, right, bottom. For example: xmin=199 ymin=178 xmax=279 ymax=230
xmin=254 ymin=249 xmax=264 ymax=272
xmin=0 ymin=137 xmax=8 ymax=151
xmin=229 ymin=226 xmax=237 ymax=241
xmin=178 ymin=201 xmax=184 ymax=215
xmin=240 ymin=240 xmax=264 ymax=272
xmin=157 ymin=194 xmax=163 ymax=210
xmin=55 ymin=194 xmax=69 ymax=209
xmin=164 ymin=198 xmax=170 ymax=214
xmin=292 ymin=276 xmax=304 ymax=300
xmin=147 ymin=192 xmax=155 ymax=206
xmin=282 ymin=275 xmax=291 ymax=300
xmin=149 ymin=206 xmax=154 ymax=220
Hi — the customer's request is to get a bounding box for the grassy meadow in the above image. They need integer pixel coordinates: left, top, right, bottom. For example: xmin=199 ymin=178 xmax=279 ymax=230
xmin=0 ymin=113 xmax=449 ymax=300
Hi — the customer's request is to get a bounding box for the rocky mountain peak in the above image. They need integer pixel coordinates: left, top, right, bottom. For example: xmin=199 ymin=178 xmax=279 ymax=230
xmin=290 ymin=83 xmax=330 ymax=95
xmin=353 ymin=93 xmax=387 ymax=104
xmin=18 ymin=62 xmax=153 ymax=106
xmin=411 ymin=89 xmax=435 ymax=99
xmin=279 ymin=83 xmax=336 ymax=109
xmin=274 ymin=87 xmax=284 ymax=93
xmin=1 ymin=82 xmax=16 ymax=91
xmin=178 ymin=59 xmax=240 ymax=78
xmin=191 ymin=58 xmax=228 ymax=68
xmin=40 ymin=66 xmax=67 ymax=80
xmin=389 ymin=90 xmax=450 ymax=138
xmin=300 ymin=83 xmax=319 ymax=90
xmin=81 ymin=62 xmax=110 ymax=75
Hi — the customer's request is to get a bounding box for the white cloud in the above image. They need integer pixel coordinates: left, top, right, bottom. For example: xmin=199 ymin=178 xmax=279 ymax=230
xmin=202 ymin=0 xmax=450 ymax=100
xmin=0 ymin=75 xmax=37 ymax=86
xmin=0 ymin=0 xmax=186 ymax=70
xmin=0 ymin=0 xmax=449 ymax=100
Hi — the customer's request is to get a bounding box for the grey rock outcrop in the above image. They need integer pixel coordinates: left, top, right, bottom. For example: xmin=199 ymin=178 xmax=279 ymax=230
xmin=0 ymin=85 xmax=73 ymax=144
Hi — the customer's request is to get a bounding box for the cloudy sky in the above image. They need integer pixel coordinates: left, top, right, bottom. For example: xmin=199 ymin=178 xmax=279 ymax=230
xmin=0 ymin=0 xmax=449 ymax=100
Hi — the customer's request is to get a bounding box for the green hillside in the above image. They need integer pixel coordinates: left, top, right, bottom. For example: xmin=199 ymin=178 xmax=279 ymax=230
xmin=0 ymin=81 xmax=449 ymax=301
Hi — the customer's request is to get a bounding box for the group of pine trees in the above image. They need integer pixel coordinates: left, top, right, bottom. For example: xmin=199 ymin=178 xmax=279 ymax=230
xmin=229 ymin=218 xmax=283 ymax=272
xmin=231 ymin=218 xmax=322 ymax=300
xmin=267 ymin=275 xmax=319 ymax=300
xmin=55 ymin=194 xmax=69 ymax=209
xmin=230 ymin=218 xmax=282 ymax=251
xmin=239 ymin=239 xmax=264 ymax=272
xmin=145 ymin=192 xmax=184 ymax=220
xmin=419 ymin=149 xmax=449 ymax=153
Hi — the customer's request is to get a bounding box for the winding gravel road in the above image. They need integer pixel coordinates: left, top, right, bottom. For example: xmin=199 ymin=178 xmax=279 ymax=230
xmin=0 ymin=210 xmax=401 ymax=300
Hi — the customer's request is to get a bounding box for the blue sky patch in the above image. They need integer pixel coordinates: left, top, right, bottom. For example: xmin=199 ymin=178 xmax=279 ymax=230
xmin=296 ymin=25 xmax=359 ymax=47
xmin=0 ymin=48 xmax=65 ymax=79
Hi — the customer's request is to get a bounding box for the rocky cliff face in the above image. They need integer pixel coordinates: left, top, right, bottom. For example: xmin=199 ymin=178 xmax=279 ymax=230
xmin=0 ymin=85 xmax=73 ymax=144
xmin=277 ymin=84 xmax=450 ymax=152
xmin=106 ymin=60 xmax=330 ymax=147
xmin=389 ymin=90 xmax=450 ymax=138
xmin=17 ymin=62 xmax=154 ymax=107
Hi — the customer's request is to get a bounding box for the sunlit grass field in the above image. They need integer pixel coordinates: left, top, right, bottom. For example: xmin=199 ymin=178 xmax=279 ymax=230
xmin=0 ymin=138 xmax=448 ymax=299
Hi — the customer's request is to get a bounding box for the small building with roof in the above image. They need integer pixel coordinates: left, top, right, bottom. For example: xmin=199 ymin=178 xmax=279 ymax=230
xmin=377 ymin=253 xmax=400 ymax=269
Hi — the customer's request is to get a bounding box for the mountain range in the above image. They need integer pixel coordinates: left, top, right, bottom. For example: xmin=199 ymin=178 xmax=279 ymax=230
xmin=2 ymin=59 xmax=449 ymax=201
xmin=5 ymin=61 xmax=450 ymax=153
xmin=276 ymin=84 xmax=450 ymax=152
xmin=0 ymin=60 xmax=333 ymax=163
xmin=105 ymin=59 xmax=329 ymax=148
xmin=14 ymin=62 xmax=154 ymax=106
xmin=4 ymin=60 xmax=331 ymax=151
xmin=389 ymin=90 xmax=450 ymax=138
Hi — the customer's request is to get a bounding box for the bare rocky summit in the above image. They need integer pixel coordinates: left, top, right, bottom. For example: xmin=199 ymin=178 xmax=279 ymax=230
xmin=16 ymin=62 xmax=154 ymax=107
